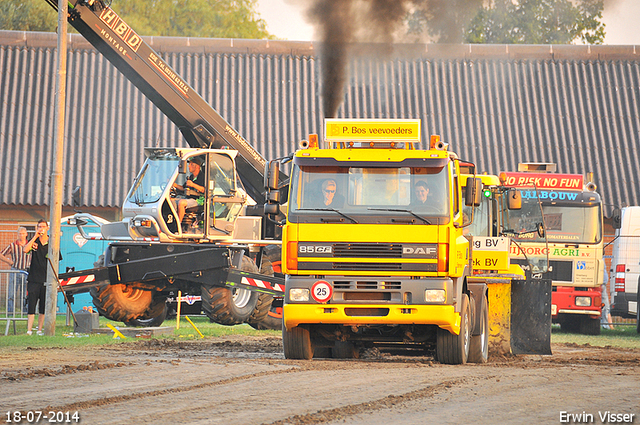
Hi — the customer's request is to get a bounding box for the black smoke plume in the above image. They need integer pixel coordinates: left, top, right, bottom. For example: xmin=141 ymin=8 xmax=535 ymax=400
xmin=304 ymin=0 xmax=413 ymax=118
xmin=295 ymin=0 xmax=617 ymax=118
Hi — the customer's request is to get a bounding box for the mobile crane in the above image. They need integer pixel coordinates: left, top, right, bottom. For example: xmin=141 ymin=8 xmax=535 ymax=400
xmin=47 ymin=0 xmax=286 ymax=327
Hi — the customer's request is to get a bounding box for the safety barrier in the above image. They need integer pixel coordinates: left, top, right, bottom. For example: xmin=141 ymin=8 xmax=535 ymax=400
xmin=1 ymin=269 xmax=28 ymax=335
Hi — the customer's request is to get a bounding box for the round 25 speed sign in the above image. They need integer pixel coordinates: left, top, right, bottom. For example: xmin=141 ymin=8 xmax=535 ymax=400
xmin=311 ymin=280 xmax=333 ymax=303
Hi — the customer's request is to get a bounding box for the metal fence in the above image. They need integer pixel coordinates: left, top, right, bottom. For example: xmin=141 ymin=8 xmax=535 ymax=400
xmin=1 ymin=269 xmax=28 ymax=318
xmin=1 ymin=269 xmax=28 ymax=335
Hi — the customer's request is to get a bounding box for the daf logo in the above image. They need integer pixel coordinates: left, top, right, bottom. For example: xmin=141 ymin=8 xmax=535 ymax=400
xmin=403 ymin=246 xmax=437 ymax=256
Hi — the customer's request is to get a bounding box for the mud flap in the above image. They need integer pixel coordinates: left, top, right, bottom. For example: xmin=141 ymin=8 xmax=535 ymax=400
xmin=487 ymin=281 xmax=511 ymax=356
xmin=510 ymin=279 xmax=552 ymax=355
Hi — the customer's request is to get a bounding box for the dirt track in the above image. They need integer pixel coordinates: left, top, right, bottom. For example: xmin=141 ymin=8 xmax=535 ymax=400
xmin=1 ymin=336 xmax=639 ymax=425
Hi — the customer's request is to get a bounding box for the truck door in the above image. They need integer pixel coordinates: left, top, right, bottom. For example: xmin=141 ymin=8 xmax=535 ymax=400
xmin=205 ymin=152 xmax=246 ymax=238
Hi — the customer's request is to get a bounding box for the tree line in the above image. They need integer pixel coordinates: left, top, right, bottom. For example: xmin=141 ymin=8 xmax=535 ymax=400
xmin=0 ymin=0 xmax=605 ymax=44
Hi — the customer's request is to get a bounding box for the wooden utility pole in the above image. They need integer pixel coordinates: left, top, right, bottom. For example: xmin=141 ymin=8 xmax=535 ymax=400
xmin=44 ymin=0 xmax=68 ymax=336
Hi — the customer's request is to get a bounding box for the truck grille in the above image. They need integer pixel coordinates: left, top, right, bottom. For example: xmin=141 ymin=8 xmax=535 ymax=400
xmin=333 ymin=262 xmax=402 ymax=270
xmin=334 ymin=281 xmax=402 ymax=290
xmin=512 ymin=259 xmax=573 ymax=282
xmin=548 ymin=260 xmax=573 ymax=282
xmin=333 ymin=243 xmax=402 ymax=258
xmin=297 ymin=262 xmax=437 ymax=272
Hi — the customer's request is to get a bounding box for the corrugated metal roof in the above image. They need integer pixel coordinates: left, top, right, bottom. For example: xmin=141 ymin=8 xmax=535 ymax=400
xmin=1 ymin=30 xmax=639 ymax=213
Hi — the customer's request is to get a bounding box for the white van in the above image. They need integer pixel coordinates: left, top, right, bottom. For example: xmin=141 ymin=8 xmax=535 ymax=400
xmin=609 ymin=206 xmax=640 ymax=330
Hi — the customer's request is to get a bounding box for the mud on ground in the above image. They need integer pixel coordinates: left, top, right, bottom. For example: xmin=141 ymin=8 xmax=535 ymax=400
xmin=1 ymin=336 xmax=638 ymax=424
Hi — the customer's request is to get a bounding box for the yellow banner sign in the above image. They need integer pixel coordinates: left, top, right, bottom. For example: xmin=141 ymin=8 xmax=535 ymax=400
xmin=325 ymin=119 xmax=421 ymax=142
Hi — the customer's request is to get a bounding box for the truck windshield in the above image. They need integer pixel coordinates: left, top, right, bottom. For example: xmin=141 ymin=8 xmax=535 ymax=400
xmin=289 ymin=165 xmax=449 ymax=219
xmin=127 ymin=157 xmax=180 ymax=205
xmin=509 ymin=203 xmax=602 ymax=244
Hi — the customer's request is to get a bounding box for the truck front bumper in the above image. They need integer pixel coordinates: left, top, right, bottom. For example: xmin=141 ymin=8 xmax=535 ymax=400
xmin=283 ymin=303 xmax=461 ymax=335
xmin=551 ymin=286 xmax=601 ymax=319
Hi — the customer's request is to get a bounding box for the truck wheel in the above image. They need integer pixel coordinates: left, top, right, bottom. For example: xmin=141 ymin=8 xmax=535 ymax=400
xmin=91 ymin=283 xmax=153 ymax=322
xmin=559 ymin=316 xmax=580 ymax=333
xmin=282 ymin=325 xmax=313 ymax=359
xmin=436 ymin=293 xmax=470 ymax=365
xmin=247 ymin=259 xmax=282 ymax=330
xmin=579 ymin=316 xmax=601 ymax=335
xmin=636 ymin=307 xmax=639 ymax=334
xmin=202 ymin=256 xmax=260 ymax=325
xmin=333 ymin=341 xmax=360 ymax=359
xmin=249 ymin=299 xmax=283 ymax=330
xmin=124 ymin=298 xmax=168 ymax=327
xmin=247 ymin=293 xmax=273 ymax=328
xmin=468 ymin=293 xmax=488 ymax=363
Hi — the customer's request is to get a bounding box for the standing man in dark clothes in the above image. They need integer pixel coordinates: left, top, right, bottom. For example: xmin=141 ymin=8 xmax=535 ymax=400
xmin=24 ymin=219 xmax=51 ymax=335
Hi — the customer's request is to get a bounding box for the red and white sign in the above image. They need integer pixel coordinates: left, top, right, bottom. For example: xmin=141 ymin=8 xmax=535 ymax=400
xmin=501 ymin=172 xmax=583 ymax=190
xmin=311 ymin=280 xmax=333 ymax=303
xmin=60 ymin=274 xmax=95 ymax=287
xmin=240 ymin=276 xmax=285 ymax=294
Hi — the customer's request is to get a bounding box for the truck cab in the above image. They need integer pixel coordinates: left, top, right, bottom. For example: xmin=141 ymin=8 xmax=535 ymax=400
xmin=282 ymin=120 xmax=483 ymax=363
xmin=82 ymin=148 xmax=252 ymax=243
xmin=501 ymin=164 xmax=604 ymax=335
xmin=124 ymin=148 xmax=247 ymax=241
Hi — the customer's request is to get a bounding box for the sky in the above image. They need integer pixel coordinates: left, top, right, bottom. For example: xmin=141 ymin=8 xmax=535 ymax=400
xmin=256 ymin=0 xmax=640 ymax=45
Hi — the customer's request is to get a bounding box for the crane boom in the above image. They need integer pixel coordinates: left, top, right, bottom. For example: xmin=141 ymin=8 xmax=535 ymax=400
xmin=45 ymin=0 xmax=280 ymax=203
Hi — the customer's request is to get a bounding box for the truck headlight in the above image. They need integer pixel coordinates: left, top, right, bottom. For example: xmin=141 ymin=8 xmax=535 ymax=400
xmin=575 ymin=296 xmax=591 ymax=307
xmin=425 ymin=289 xmax=446 ymax=303
xmin=289 ymin=288 xmax=310 ymax=302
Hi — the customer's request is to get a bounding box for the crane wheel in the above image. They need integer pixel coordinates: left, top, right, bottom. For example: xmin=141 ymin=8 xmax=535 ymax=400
xmin=90 ymin=283 xmax=154 ymax=322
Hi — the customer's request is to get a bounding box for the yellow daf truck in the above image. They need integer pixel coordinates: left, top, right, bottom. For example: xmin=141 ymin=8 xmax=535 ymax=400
xmin=279 ymin=119 xmax=551 ymax=364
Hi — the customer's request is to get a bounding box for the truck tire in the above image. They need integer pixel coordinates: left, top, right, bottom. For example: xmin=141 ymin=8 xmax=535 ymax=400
xmin=559 ymin=316 xmax=580 ymax=333
xmin=249 ymin=298 xmax=283 ymax=330
xmin=247 ymin=258 xmax=282 ymax=330
xmin=247 ymin=293 xmax=273 ymax=328
xmin=436 ymin=294 xmax=470 ymax=365
xmin=468 ymin=292 xmax=489 ymax=363
xmin=333 ymin=341 xmax=360 ymax=359
xmin=282 ymin=325 xmax=313 ymax=359
xmin=91 ymin=283 xmax=154 ymax=322
xmin=580 ymin=316 xmax=601 ymax=335
xmin=636 ymin=307 xmax=639 ymax=334
xmin=202 ymin=256 xmax=260 ymax=325
xmin=124 ymin=298 xmax=168 ymax=327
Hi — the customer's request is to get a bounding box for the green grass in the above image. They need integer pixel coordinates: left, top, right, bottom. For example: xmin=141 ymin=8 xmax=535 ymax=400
xmin=0 ymin=314 xmax=279 ymax=348
xmin=2 ymin=314 xmax=638 ymax=351
xmin=551 ymin=323 xmax=640 ymax=349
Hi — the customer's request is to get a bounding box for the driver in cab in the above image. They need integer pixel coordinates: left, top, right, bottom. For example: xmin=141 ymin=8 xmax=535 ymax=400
xmin=172 ymin=156 xmax=205 ymax=224
xmin=413 ymin=180 xmax=430 ymax=205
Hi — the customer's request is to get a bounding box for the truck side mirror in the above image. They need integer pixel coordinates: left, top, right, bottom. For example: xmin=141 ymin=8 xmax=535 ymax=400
xmin=464 ymin=178 xmax=482 ymax=207
xmin=264 ymin=203 xmax=280 ymax=215
xmin=265 ymin=161 xmax=280 ymax=191
xmin=612 ymin=207 xmax=622 ymax=229
xmin=507 ymin=189 xmax=522 ymax=210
